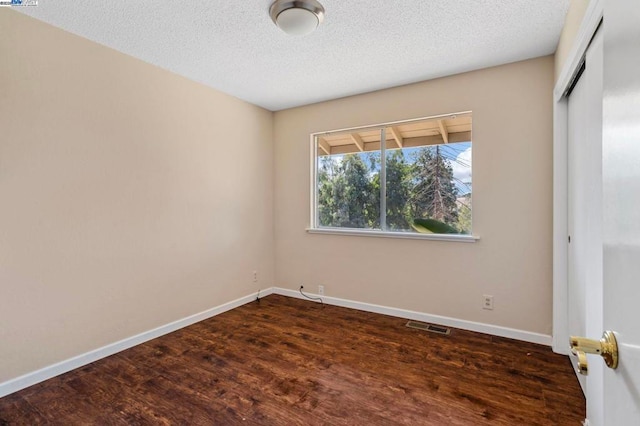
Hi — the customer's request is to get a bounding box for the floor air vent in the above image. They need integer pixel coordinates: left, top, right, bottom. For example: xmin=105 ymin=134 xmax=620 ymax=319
xmin=406 ymin=321 xmax=451 ymax=335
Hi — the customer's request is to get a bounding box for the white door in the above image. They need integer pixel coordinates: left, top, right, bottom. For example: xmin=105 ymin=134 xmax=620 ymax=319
xmin=567 ymin=27 xmax=604 ymax=408
xmin=567 ymin=48 xmax=588 ymax=396
xmin=600 ymin=0 xmax=640 ymax=423
xmin=567 ymin=35 xmax=602 ymax=395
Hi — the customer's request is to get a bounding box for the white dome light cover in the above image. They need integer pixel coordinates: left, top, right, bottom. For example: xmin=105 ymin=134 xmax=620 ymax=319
xmin=270 ymin=0 xmax=325 ymax=36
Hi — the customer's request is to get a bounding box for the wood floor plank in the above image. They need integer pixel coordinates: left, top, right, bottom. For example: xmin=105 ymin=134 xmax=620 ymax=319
xmin=0 ymin=295 xmax=585 ymax=425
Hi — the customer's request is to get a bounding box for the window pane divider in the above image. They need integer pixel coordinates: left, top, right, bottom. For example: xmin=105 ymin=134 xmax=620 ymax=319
xmin=380 ymin=128 xmax=387 ymax=231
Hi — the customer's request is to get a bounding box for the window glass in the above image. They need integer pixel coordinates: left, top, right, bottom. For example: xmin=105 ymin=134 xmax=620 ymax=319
xmin=314 ymin=113 xmax=472 ymax=236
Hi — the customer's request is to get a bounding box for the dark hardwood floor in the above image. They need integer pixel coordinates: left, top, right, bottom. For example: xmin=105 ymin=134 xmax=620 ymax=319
xmin=0 ymin=294 xmax=585 ymax=425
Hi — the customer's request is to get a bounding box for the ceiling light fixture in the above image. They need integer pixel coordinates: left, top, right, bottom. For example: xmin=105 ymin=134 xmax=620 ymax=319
xmin=269 ymin=0 xmax=325 ymax=36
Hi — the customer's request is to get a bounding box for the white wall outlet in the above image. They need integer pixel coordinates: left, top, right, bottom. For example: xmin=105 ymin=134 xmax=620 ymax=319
xmin=318 ymin=285 xmax=324 ymax=295
xmin=253 ymin=271 xmax=258 ymax=283
xmin=483 ymin=295 xmax=494 ymax=310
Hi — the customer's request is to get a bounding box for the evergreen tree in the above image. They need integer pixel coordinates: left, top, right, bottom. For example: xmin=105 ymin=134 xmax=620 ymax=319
xmin=341 ymin=154 xmax=375 ymax=228
xmin=317 ymin=156 xmax=337 ymax=226
xmin=366 ymin=152 xmax=381 ymax=228
xmin=410 ymin=146 xmax=459 ymax=225
xmin=332 ymin=170 xmax=349 ymax=225
xmin=385 ymin=150 xmax=411 ymax=230
xmin=316 ymin=153 xmax=379 ymax=228
xmin=317 ymin=144 xmax=464 ymax=233
xmin=456 ymin=195 xmax=472 ymax=235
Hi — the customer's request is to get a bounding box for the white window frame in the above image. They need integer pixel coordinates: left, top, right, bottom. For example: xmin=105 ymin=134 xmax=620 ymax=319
xmin=307 ymin=112 xmax=479 ymax=243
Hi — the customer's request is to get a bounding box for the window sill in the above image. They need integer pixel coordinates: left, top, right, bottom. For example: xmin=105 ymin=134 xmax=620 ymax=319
xmin=306 ymin=228 xmax=479 ymax=243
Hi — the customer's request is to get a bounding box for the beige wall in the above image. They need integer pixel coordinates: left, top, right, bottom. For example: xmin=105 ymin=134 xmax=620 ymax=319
xmin=555 ymin=0 xmax=591 ymax=81
xmin=1 ymin=5 xmax=559 ymax=385
xmin=0 ymin=10 xmax=274 ymax=383
xmin=274 ymin=56 xmax=555 ymax=335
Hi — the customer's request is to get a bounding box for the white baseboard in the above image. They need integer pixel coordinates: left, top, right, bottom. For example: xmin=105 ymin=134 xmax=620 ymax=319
xmin=0 ymin=288 xmax=273 ymax=398
xmin=273 ymin=287 xmax=552 ymax=346
xmin=0 ymin=286 xmax=552 ymax=399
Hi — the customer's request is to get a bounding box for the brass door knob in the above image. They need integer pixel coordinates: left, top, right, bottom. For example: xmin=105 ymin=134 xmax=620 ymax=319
xmin=573 ymin=349 xmax=588 ymax=375
xmin=569 ymin=330 xmax=619 ymax=375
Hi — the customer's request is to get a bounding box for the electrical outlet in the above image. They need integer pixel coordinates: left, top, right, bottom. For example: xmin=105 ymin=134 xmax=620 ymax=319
xmin=253 ymin=271 xmax=258 ymax=283
xmin=483 ymin=295 xmax=494 ymax=310
xmin=318 ymin=285 xmax=324 ymax=295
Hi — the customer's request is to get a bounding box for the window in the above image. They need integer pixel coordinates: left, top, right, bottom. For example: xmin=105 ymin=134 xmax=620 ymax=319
xmin=311 ymin=112 xmax=472 ymax=238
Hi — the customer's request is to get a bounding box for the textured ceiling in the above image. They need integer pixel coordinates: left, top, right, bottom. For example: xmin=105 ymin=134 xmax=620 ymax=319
xmin=18 ymin=1 xmax=569 ymax=111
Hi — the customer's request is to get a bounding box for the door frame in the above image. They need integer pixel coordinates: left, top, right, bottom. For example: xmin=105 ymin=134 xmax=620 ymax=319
xmin=552 ymin=0 xmax=604 ymax=355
